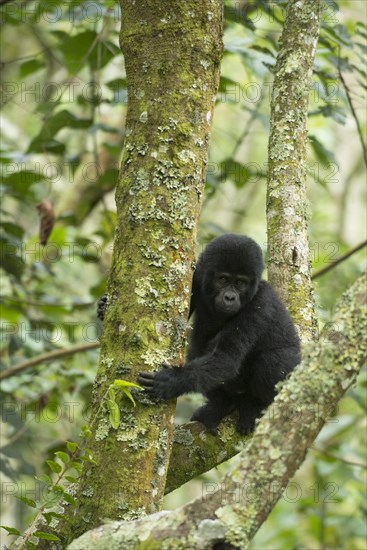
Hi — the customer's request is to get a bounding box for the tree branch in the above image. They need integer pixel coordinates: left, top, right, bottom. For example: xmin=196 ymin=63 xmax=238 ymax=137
xmin=69 ymin=271 xmax=366 ymax=549
xmin=266 ymin=0 xmax=322 ymax=343
xmin=312 ymin=239 xmax=367 ymax=280
xmin=0 ymin=342 xmax=99 ymax=381
xmin=165 ymin=417 xmax=249 ymax=494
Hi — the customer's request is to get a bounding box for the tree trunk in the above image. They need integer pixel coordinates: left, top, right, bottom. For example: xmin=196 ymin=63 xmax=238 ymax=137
xmin=266 ymin=0 xmax=322 ymax=343
xmin=51 ymin=0 xmax=224 ymax=546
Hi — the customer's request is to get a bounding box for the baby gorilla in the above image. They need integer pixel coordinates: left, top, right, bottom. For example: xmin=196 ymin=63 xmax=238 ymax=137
xmin=138 ymin=234 xmax=301 ymax=435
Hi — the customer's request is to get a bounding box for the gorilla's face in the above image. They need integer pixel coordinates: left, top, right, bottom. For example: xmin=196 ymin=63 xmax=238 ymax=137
xmin=197 ymin=234 xmax=263 ymax=316
xmin=212 ymin=272 xmax=251 ymax=315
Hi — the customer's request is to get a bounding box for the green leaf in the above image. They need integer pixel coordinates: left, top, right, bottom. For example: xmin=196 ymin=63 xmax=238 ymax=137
xmin=66 ymin=441 xmax=78 ymax=453
xmin=63 ymin=493 xmax=76 ymax=505
xmin=0 ymin=237 xmax=24 ymax=279
xmin=19 ymin=59 xmax=45 ymax=78
xmin=0 ymin=221 xmax=24 ymax=239
xmin=43 ymin=493 xmax=64 ymax=509
xmin=70 ymin=461 xmax=83 ymax=472
xmin=28 ymin=110 xmax=92 ymax=153
xmin=59 ymin=31 xmax=119 ymax=72
xmin=2 ymin=170 xmax=43 ymax=194
xmin=224 ymin=5 xmax=256 ymax=30
xmin=107 ymin=400 xmax=120 ymax=429
xmin=322 ymin=23 xmax=352 ymax=47
xmin=95 ymin=168 xmax=119 ymax=191
xmin=79 ymin=454 xmax=97 ymax=465
xmin=42 ymin=512 xmax=64 ymax=525
xmin=35 ymin=474 xmax=52 ymax=485
xmin=218 ymin=160 xmax=259 ymax=188
xmin=81 ymin=424 xmax=92 ymax=439
xmin=51 ymin=485 xmax=65 ymax=494
xmin=84 ymin=448 xmax=94 ymax=456
xmin=308 ymin=135 xmax=336 ymax=165
xmin=33 ymin=531 xmax=60 ymax=541
xmin=65 ymin=475 xmax=78 ymax=483
xmin=218 ymin=76 xmax=239 ymax=96
xmin=109 ymin=387 xmax=115 ymax=401
xmin=316 ymin=105 xmax=346 ymax=125
xmin=55 ymin=451 xmax=70 ymax=464
xmin=113 ymin=379 xmax=143 ymax=389
xmin=122 ymin=388 xmax=136 ymax=407
xmin=105 ymin=78 xmax=128 ymax=103
xmin=46 ymin=459 xmax=62 ymax=474
xmin=250 ymin=44 xmax=275 ymax=57
xmin=0 ymin=525 xmax=21 ymax=536
xmin=16 ymin=495 xmax=36 ymax=508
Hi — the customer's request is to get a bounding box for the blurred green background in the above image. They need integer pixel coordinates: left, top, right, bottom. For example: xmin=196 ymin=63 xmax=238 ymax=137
xmin=0 ymin=1 xmax=366 ymax=548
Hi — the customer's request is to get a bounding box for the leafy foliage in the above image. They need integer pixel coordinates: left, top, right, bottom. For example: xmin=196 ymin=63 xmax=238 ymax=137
xmin=0 ymin=0 xmax=365 ymax=548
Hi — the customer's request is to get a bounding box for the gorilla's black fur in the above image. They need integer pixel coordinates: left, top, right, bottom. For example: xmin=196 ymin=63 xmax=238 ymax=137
xmin=138 ymin=234 xmax=300 ymax=434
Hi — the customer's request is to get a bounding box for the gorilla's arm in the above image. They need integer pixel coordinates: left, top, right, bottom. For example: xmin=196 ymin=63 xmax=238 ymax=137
xmin=138 ymin=303 xmax=268 ymax=400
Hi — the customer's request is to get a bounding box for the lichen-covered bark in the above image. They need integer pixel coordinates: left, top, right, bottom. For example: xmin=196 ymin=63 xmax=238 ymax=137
xmin=53 ymin=1 xmax=224 ymax=546
xmin=267 ymin=0 xmax=321 ymax=343
xmin=165 ymin=417 xmax=249 ymax=494
xmin=68 ymin=273 xmax=366 ymax=549
xmin=163 ymin=0 xmax=325 ymax=497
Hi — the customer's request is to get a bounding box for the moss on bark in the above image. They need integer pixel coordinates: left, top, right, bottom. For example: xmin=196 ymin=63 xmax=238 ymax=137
xmin=51 ymin=1 xmax=224 ymax=546
xmin=266 ymin=0 xmax=322 ymax=343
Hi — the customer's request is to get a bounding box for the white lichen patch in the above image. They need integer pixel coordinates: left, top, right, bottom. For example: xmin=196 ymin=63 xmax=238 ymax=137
xmin=139 ymin=111 xmax=148 ymax=123
xmin=135 ymin=276 xmax=160 ymax=306
xmin=141 ymin=348 xmax=170 ymax=367
xmin=158 ymin=465 xmax=166 ymax=476
xmin=269 ymin=447 xmax=282 ymax=460
xmin=155 ymin=321 xmax=170 ymax=337
xmin=178 ymin=149 xmax=196 ymax=163
xmin=163 ymin=260 xmax=190 ymax=289
xmin=81 ymin=487 xmax=94 ymax=497
xmin=100 ymin=357 xmax=114 ymax=371
xmin=95 ymin=418 xmax=110 ymax=441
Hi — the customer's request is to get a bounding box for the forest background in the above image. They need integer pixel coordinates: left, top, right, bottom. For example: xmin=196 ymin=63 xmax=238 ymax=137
xmin=0 ymin=1 xmax=366 ymax=548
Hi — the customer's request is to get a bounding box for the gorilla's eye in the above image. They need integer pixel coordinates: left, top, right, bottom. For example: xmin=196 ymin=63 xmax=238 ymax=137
xmin=236 ymin=277 xmax=249 ymax=288
xmin=218 ymin=275 xmax=229 ymax=283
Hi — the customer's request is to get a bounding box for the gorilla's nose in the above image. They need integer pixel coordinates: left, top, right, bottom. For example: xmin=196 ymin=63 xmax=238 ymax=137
xmin=224 ymin=292 xmax=236 ymax=303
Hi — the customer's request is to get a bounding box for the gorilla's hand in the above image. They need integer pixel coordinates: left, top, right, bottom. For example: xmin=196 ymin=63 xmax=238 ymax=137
xmin=97 ymin=294 xmax=108 ymax=321
xmin=138 ymin=365 xmax=182 ymax=400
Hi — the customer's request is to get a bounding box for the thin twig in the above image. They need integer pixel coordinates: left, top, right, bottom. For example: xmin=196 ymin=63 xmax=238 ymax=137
xmin=1 ymin=295 xmax=94 ymax=308
xmin=339 ymin=68 xmax=367 ymax=169
xmin=0 ymin=342 xmax=100 ymax=381
xmin=312 ymin=446 xmax=367 ymax=469
xmin=312 ymin=240 xmax=367 ymax=280
xmin=14 ymin=446 xmax=81 ymax=550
